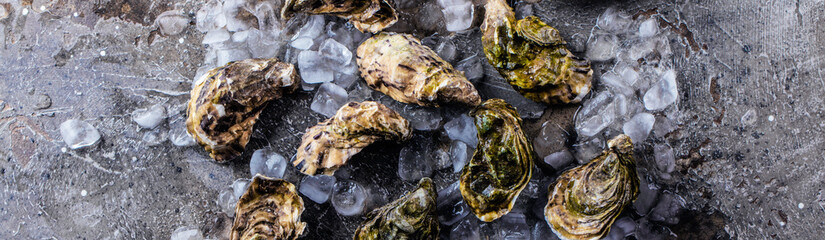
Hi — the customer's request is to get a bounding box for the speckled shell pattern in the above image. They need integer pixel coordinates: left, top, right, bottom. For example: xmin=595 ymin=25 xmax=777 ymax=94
xmin=281 ymin=0 xmax=397 ymax=33
xmin=353 ymin=178 xmax=440 ymax=240
xmin=186 ymin=58 xmax=299 ymax=162
xmin=293 ymin=101 xmax=412 ymax=176
xmin=544 ymin=135 xmax=639 ymax=240
xmin=481 ymin=0 xmax=593 ymax=105
xmin=231 ymin=174 xmax=307 ymax=240
xmin=459 ymin=98 xmax=535 ymax=222
xmin=356 ymin=32 xmax=482 ymax=107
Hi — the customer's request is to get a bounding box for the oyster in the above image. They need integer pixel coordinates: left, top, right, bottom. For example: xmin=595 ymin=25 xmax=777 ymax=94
xmin=293 ymin=101 xmax=412 ymax=175
xmin=544 ymin=135 xmax=639 ymax=240
xmin=186 ymin=58 xmax=299 ymax=161
xmin=353 ymin=178 xmax=439 ymax=240
xmin=231 ymin=174 xmax=307 ymax=240
xmin=357 ymin=33 xmax=481 ymax=107
xmin=281 ymin=0 xmax=397 ymax=33
xmin=459 ymin=98 xmax=534 ymax=222
xmin=481 ymin=0 xmax=593 ymax=104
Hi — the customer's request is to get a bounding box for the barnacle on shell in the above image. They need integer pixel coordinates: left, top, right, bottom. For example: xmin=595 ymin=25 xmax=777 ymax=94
xmin=293 ymin=101 xmax=412 ymax=176
xmin=482 ymin=0 xmax=593 ymax=104
xmin=459 ymin=98 xmax=535 ymax=222
xmin=353 ymin=177 xmax=439 ymax=240
xmin=186 ymin=58 xmax=299 ymax=162
xmin=544 ymin=134 xmax=639 ymax=240
xmin=356 ymin=32 xmax=481 ymax=107
xmin=281 ymin=0 xmax=397 ymax=33
xmin=231 ymin=174 xmax=306 ymax=240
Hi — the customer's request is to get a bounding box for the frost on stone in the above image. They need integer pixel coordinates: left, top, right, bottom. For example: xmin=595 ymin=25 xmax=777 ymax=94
xmin=155 ymin=10 xmax=190 ymax=36
xmin=310 ymin=83 xmax=348 ymax=117
xmin=439 ymin=0 xmax=474 ymax=32
xmin=436 ymin=182 xmax=470 ymax=226
xmin=298 ymin=50 xmax=334 ymax=84
xmin=331 ymin=180 xmax=368 ymax=216
xmin=232 ymin=178 xmax=251 ymax=200
xmin=299 ymin=175 xmax=336 ymax=204
xmin=622 ymin=112 xmax=655 ymax=144
xmin=170 ymin=226 xmax=204 ymax=240
xmin=132 ymin=104 xmax=167 ymax=129
xmin=643 ymin=69 xmax=678 ymax=111
xmin=444 ymin=114 xmax=478 ymax=146
xmin=450 ymin=141 xmax=473 ymax=173
xmin=249 ymin=149 xmax=287 ymax=179
xmin=398 ymin=136 xmax=436 ymax=182
xmin=59 ymin=119 xmax=101 ymax=149
xmin=451 ymin=218 xmax=480 ymax=239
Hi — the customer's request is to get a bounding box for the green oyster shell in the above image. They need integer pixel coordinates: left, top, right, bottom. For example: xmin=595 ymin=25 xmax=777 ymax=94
xmin=186 ymin=58 xmax=299 ymax=162
xmin=460 ymin=98 xmax=535 ymax=222
xmin=356 ymin=32 xmax=482 ymax=107
xmin=293 ymin=101 xmax=412 ymax=176
xmin=353 ymin=178 xmax=440 ymax=240
xmin=231 ymin=174 xmax=307 ymax=240
xmin=281 ymin=0 xmax=397 ymax=33
xmin=481 ymin=0 xmax=593 ymax=104
xmin=544 ymin=134 xmax=639 ymax=240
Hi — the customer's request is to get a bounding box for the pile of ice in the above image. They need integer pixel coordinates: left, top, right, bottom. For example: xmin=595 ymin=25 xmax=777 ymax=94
xmin=437 ymin=0 xmax=474 ymax=32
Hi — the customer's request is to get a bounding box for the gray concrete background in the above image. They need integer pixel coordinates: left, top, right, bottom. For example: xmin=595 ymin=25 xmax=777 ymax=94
xmin=0 ymin=0 xmax=823 ymax=239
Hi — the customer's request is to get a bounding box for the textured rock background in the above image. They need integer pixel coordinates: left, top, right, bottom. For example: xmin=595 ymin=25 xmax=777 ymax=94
xmin=0 ymin=0 xmax=823 ymax=239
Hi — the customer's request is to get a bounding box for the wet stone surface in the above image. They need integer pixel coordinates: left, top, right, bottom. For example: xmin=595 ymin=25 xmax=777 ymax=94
xmin=0 ymin=0 xmax=823 ymax=239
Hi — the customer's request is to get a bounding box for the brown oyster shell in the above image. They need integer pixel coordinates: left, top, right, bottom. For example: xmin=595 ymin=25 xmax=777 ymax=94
xmin=353 ymin=178 xmax=439 ymax=240
xmin=186 ymin=58 xmax=299 ymax=162
xmin=293 ymin=101 xmax=412 ymax=175
xmin=280 ymin=0 xmax=397 ymax=33
xmin=544 ymin=135 xmax=639 ymax=240
xmin=231 ymin=174 xmax=307 ymax=240
xmin=356 ymin=32 xmax=481 ymax=107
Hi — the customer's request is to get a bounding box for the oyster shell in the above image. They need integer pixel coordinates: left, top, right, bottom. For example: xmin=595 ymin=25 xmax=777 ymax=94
xmin=356 ymin=33 xmax=481 ymax=107
xmin=231 ymin=174 xmax=307 ymax=240
xmin=186 ymin=58 xmax=299 ymax=161
xmin=281 ymin=0 xmax=397 ymax=33
xmin=481 ymin=0 xmax=593 ymax=104
xmin=459 ymin=98 xmax=534 ymax=222
xmin=544 ymin=134 xmax=639 ymax=240
xmin=353 ymin=178 xmax=439 ymax=240
xmin=293 ymin=101 xmax=412 ymax=175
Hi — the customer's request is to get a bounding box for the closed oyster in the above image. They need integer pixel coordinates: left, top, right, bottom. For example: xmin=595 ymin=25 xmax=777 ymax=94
xmin=482 ymin=0 xmax=593 ymax=104
xmin=354 ymin=178 xmax=439 ymax=240
xmin=544 ymin=135 xmax=639 ymax=240
xmin=357 ymin=33 xmax=481 ymax=107
xmin=293 ymin=101 xmax=412 ymax=175
xmin=231 ymin=174 xmax=307 ymax=240
xmin=187 ymin=58 xmax=299 ymax=161
xmin=459 ymin=99 xmax=534 ymax=222
xmin=281 ymin=0 xmax=397 ymax=33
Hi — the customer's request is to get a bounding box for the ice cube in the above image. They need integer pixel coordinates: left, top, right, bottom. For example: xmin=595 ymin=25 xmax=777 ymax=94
xmin=59 ymin=119 xmax=101 ymax=149
xmin=141 ymin=128 xmax=168 ymax=146
xmin=216 ymin=189 xmax=237 ymax=217
xmin=403 ymin=106 xmax=443 ymax=131
xmin=398 ymin=137 xmax=436 ymax=182
xmin=450 ymin=141 xmax=473 ymax=173
xmin=132 ymin=104 xmax=167 ymax=129
xmin=573 ymin=136 xmax=604 ymax=164
xmin=319 ymin=38 xmax=352 ymax=66
xmin=455 ymin=55 xmax=484 ymax=82
xmin=299 ymin=175 xmax=336 ymax=204
xmin=434 ymin=38 xmax=457 ymax=62
xmin=586 ymin=33 xmax=619 ymax=62
xmin=155 ymin=10 xmax=190 ymax=36
xmin=605 ymin=217 xmax=637 ymax=240
xmin=298 ymin=51 xmax=334 ymax=84
xmin=638 ymin=18 xmax=658 ymax=38
xmin=333 ymin=73 xmax=358 ymax=89
xmin=347 ymin=81 xmax=374 ymax=102
xmin=170 ymin=226 xmax=204 ymax=240
xmin=652 ymin=115 xmax=676 ymax=139
xmin=600 ymin=71 xmax=635 ymax=96
xmin=195 ymin=0 xmax=224 ymax=32
xmin=168 ymin=125 xmax=196 ymax=147
xmin=653 ymin=144 xmax=675 ymax=176
xmin=232 ymin=178 xmax=251 ymax=199
xmin=648 ymin=193 xmax=685 ymax=225
xmin=444 ymin=114 xmax=478 ymax=146
xmin=596 ymin=8 xmax=632 ymax=33
xmin=290 ymin=37 xmax=314 ymax=50
xmin=202 ymin=28 xmax=231 ymax=45
xmin=633 ymin=177 xmax=660 ymax=216
xmin=533 ymin=120 xmax=567 ymax=157
xmin=494 ymin=212 xmax=531 ymax=239
xmin=635 ymin=218 xmax=672 ymax=240
xmin=441 ymin=2 xmax=474 ymax=32
xmin=622 ymin=112 xmax=655 ymax=144
xmin=575 ymin=91 xmax=617 ymax=137
xmin=216 ymin=48 xmax=251 ymax=66
xmin=451 ymin=217 xmax=481 ymax=239
xmin=437 ymin=182 xmax=471 ymax=226
xmin=614 ymin=63 xmax=640 ymax=87
xmin=532 ymin=221 xmax=559 ymax=240
xmin=543 ymin=150 xmax=574 ymax=170
xmin=310 ymin=82 xmax=348 ymax=117
xmin=231 ymin=30 xmax=248 ymax=42
xmin=293 ymin=15 xmax=325 ymax=40
xmin=247 ymin=29 xmax=283 ymax=59
xmin=416 ymin=3 xmax=446 ymax=32
xmin=331 ymin=180 xmax=368 ymax=216
xmin=249 ymin=149 xmax=287 ymax=178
